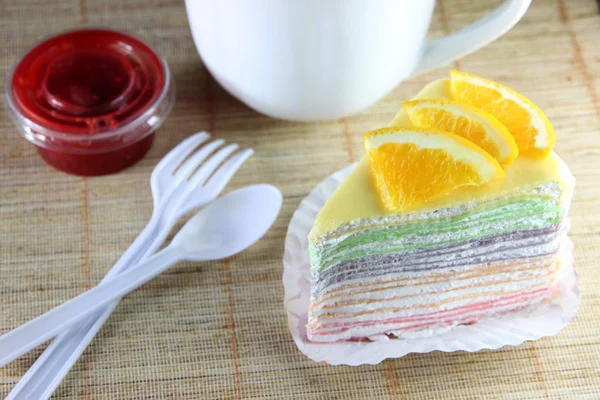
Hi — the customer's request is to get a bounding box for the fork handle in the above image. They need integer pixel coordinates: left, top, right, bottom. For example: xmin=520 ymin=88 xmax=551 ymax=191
xmin=6 ymin=215 xmax=171 ymax=400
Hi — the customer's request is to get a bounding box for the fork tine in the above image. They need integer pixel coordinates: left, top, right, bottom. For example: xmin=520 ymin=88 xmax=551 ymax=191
xmin=154 ymin=132 xmax=210 ymax=175
xmin=203 ymin=149 xmax=254 ymax=195
xmin=188 ymin=143 xmax=239 ymax=186
xmin=174 ymin=139 xmax=226 ymax=179
xmin=179 ymin=149 xmax=254 ymax=215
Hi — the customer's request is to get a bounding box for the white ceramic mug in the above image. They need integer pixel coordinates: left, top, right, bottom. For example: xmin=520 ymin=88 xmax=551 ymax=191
xmin=185 ymin=0 xmax=531 ymax=121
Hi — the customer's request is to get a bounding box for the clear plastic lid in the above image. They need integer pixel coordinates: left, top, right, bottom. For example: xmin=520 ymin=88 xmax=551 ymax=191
xmin=6 ymin=28 xmax=174 ymax=154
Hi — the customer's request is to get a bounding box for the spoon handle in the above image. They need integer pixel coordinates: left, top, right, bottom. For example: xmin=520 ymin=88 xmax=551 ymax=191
xmin=0 ymin=247 xmax=181 ymax=368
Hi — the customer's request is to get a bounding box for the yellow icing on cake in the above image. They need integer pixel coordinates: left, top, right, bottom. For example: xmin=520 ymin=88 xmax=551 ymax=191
xmin=309 ymin=79 xmax=574 ymax=241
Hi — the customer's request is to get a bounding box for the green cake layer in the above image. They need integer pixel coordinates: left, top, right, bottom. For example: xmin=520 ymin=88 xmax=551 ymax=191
xmin=310 ymin=196 xmax=564 ymax=273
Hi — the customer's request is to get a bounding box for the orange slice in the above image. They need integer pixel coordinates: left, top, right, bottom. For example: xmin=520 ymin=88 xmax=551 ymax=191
xmin=364 ymin=127 xmax=505 ymax=212
xmin=450 ymin=70 xmax=555 ymax=158
xmin=402 ymin=99 xmax=518 ymax=165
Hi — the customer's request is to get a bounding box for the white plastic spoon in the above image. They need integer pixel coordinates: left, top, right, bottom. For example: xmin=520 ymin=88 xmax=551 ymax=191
xmin=0 ymin=184 xmax=282 ymax=367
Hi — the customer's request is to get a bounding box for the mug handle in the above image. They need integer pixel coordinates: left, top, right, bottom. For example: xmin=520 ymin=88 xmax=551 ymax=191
xmin=409 ymin=0 xmax=532 ymax=77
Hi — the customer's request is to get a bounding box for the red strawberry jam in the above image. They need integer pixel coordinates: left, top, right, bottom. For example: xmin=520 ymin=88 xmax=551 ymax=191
xmin=6 ymin=29 xmax=174 ymax=176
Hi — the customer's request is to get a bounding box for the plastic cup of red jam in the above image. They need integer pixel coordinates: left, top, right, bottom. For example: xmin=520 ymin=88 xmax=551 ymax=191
xmin=6 ymin=28 xmax=174 ymax=176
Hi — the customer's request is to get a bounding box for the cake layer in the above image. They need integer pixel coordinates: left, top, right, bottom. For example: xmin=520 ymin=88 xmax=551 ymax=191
xmin=308 ymin=222 xmax=569 ymax=342
xmin=311 ymin=195 xmax=563 ymax=273
xmin=311 ymin=246 xmax=561 ymax=318
xmin=311 ymin=278 xmax=555 ymax=326
xmin=312 ymin=257 xmax=558 ymax=313
xmin=313 ymin=223 xmax=564 ymax=292
xmin=308 ymin=287 xmax=553 ymax=342
xmin=307 ymin=249 xmax=567 ymax=342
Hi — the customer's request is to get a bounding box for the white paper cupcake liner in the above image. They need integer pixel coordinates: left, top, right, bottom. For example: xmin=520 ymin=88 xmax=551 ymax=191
xmin=283 ymin=164 xmax=580 ymax=366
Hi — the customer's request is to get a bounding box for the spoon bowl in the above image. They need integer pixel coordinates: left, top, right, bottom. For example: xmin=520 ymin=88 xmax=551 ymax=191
xmin=173 ymin=184 xmax=283 ymax=260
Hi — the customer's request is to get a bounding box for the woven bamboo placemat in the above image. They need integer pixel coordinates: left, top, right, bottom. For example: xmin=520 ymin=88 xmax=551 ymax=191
xmin=1 ymin=0 xmax=599 ymax=398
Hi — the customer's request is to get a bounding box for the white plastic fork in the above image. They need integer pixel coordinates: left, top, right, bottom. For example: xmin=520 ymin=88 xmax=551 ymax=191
xmin=7 ymin=131 xmax=253 ymax=400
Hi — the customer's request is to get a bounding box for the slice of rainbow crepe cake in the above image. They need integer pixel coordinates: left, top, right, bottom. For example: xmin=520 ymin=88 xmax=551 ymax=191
xmin=307 ymin=72 xmax=575 ymax=343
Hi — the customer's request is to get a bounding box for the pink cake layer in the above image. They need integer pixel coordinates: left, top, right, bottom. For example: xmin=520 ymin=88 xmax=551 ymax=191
xmin=308 ymin=286 xmax=553 ymax=342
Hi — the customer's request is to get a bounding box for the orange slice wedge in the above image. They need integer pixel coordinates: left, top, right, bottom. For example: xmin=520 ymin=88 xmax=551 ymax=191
xmin=402 ymin=99 xmax=518 ymax=165
xmin=450 ymin=70 xmax=555 ymax=158
xmin=364 ymin=127 xmax=505 ymax=212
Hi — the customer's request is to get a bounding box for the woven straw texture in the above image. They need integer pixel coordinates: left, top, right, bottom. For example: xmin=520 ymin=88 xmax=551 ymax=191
xmin=1 ymin=0 xmax=599 ymax=398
